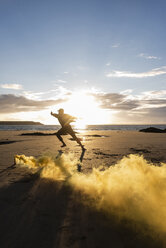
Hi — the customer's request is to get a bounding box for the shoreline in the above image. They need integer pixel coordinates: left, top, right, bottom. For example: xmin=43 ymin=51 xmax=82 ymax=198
xmin=0 ymin=130 xmax=166 ymax=168
xmin=1 ymin=123 xmax=166 ymax=132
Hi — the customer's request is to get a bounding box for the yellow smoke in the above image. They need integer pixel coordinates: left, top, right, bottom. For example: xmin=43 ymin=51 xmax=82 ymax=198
xmin=15 ymin=153 xmax=166 ymax=236
xmin=70 ymin=155 xmax=166 ymax=235
xmin=15 ymin=153 xmax=77 ymax=180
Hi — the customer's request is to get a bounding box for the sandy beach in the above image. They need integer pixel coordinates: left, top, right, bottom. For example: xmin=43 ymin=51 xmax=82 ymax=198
xmin=0 ymin=130 xmax=166 ymax=247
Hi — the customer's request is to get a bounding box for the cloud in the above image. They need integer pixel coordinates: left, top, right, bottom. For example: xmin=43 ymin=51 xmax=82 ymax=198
xmin=138 ymin=53 xmax=160 ymax=60
xmin=0 ymin=84 xmax=23 ymax=90
xmin=112 ymin=43 xmax=120 ymax=48
xmin=120 ymin=89 xmax=133 ymax=95
xmin=94 ymin=93 xmax=125 ymax=104
xmin=142 ymin=90 xmax=166 ymax=98
xmin=57 ymin=79 xmax=67 ymax=83
xmin=145 ymin=106 xmax=166 ymax=116
xmin=144 ymin=99 xmax=166 ymax=106
xmin=113 ymin=107 xmax=166 ymax=124
xmin=51 ymin=79 xmax=67 ymax=85
xmin=0 ymin=94 xmax=67 ymax=113
xmin=106 ymin=62 xmax=111 ymax=66
xmin=126 ymin=106 xmax=166 ymax=123
xmin=1 ymin=89 xmax=166 ymax=124
xmin=93 ymin=92 xmax=139 ymax=110
xmin=23 ymin=86 xmax=71 ymax=101
xmin=92 ymin=90 xmax=166 ymax=123
xmin=106 ymin=66 xmax=166 ymax=78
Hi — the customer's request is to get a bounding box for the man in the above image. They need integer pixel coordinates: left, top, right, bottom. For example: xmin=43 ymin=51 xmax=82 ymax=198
xmin=51 ymin=108 xmax=85 ymax=150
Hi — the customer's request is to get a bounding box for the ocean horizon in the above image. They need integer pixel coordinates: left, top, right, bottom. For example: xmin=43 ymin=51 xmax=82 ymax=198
xmin=0 ymin=124 xmax=166 ymax=131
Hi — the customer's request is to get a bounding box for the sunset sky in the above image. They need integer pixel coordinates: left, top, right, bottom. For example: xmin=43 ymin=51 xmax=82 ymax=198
xmin=0 ymin=0 xmax=166 ymax=124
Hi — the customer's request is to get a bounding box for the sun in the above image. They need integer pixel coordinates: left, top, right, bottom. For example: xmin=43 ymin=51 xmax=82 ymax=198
xmin=58 ymin=90 xmax=109 ymax=128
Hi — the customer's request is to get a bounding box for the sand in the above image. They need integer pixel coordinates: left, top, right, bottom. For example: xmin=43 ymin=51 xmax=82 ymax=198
xmin=0 ymin=130 xmax=166 ymax=247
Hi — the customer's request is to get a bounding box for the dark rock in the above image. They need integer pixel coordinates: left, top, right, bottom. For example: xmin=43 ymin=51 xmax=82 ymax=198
xmin=20 ymin=132 xmax=57 ymax=136
xmin=139 ymin=127 xmax=166 ymax=133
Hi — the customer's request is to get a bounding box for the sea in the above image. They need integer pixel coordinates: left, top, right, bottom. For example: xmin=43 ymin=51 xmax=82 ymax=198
xmin=0 ymin=124 xmax=166 ymax=131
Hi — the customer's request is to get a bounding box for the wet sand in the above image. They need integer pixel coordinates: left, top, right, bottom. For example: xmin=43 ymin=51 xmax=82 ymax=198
xmin=0 ymin=130 xmax=166 ymax=247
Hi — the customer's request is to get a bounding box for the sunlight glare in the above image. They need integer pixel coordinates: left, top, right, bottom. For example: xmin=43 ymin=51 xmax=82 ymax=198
xmin=10 ymin=90 xmax=111 ymax=125
xmin=59 ymin=91 xmax=109 ymax=127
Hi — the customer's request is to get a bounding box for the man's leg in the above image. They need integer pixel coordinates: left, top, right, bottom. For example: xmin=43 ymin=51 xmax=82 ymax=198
xmin=69 ymin=130 xmax=85 ymax=150
xmin=56 ymin=128 xmax=66 ymax=147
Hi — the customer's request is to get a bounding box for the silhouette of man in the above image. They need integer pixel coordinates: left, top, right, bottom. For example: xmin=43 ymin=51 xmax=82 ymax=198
xmin=51 ymin=108 xmax=85 ymax=150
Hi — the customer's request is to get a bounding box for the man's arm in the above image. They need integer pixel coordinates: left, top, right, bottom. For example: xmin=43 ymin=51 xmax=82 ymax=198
xmin=51 ymin=111 xmax=58 ymax=118
xmin=70 ymin=116 xmax=77 ymax=122
xmin=65 ymin=115 xmax=77 ymax=125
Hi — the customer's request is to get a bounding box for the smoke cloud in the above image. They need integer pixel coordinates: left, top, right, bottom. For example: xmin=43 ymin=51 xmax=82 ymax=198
xmin=15 ymin=153 xmax=166 ymax=240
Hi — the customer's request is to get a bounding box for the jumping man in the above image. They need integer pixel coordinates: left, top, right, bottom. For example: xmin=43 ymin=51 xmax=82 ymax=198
xmin=51 ymin=108 xmax=85 ymax=150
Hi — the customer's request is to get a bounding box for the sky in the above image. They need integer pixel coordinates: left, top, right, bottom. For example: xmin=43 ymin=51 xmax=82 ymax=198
xmin=0 ymin=0 xmax=166 ymax=124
